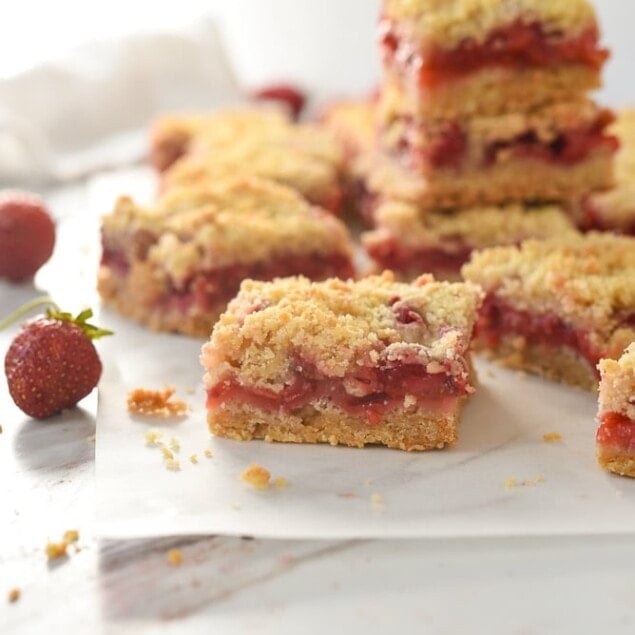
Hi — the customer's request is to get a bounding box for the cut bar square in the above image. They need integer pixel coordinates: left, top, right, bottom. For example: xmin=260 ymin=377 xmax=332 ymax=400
xmin=98 ymin=178 xmax=354 ymax=337
xmin=462 ymin=233 xmax=635 ymax=390
xmin=380 ymin=0 xmax=608 ymax=119
xmin=201 ymin=272 xmax=483 ymax=451
xmin=596 ymin=344 xmax=635 ymax=478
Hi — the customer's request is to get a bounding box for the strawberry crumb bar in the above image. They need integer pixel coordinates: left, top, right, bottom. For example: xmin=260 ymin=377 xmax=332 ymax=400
xmin=378 ymin=95 xmax=617 ymax=210
xmin=150 ymin=108 xmax=290 ymax=172
xmin=98 ymin=178 xmax=354 ymax=337
xmin=462 ymin=234 xmax=635 ymax=390
xmin=380 ymin=0 xmax=608 ymax=120
xmin=201 ymin=272 xmax=483 ymax=451
xmin=572 ymin=109 xmax=635 ymax=235
xmin=596 ymin=344 xmax=635 ymax=478
xmin=363 ymin=200 xmax=578 ymax=280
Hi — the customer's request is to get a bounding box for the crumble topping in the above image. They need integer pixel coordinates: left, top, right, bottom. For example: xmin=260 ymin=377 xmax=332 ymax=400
xmin=543 ymin=432 xmax=563 ymax=442
xmin=45 ymin=531 xmax=79 ymax=560
xmin=204 ymin=449 xmax=213 ymax=458
xmin=320 ymin=100 xmax=376 ymax=156
xmin=127 ymin=387 xmax=188 ymax=417
xmin=103 ymin=178 xmax=353 ymax=279
xmin=367 ymin=200 xmax=577 ymax=251
xmin=462 ymin=234 xmax=635 ymax=342
xmin=383 ymin=0 xmax=597 ymax=47
xmin=240 ymin=464 xmax=271 ymax=490
xmin=7 ymin=588 xmax=20 ymax=603
xmin=598 ymin=344 xmax=635 ymax=421
xmin=201 ymin=272 xmax=482 ymax=393
xmin=166 ymin=549 xmax=183 ymax=566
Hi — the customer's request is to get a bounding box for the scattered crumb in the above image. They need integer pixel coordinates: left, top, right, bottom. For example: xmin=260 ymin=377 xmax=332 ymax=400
xmin=543 ymin=432 xmax=563 ymax=443
xmin=63 ymin=530 xmax=79 ymax=544
xmin=204 ymin=449 xmax=213 ymax=458
xmin=485 ymin=368 xmax=495 ymax=378
xmin=145 ymin=430 xmax=163 ymax=446
xmin=0 ymin=424 xmax=4 ymax=434
xmin=364 ymin=479 xmax=374 ymax=486
xmin=185 ymin=386 xmax=195 ymax=395
xmin=338 ymin=492 xmax=357 ymax=499
xmin=166 ymin=549 xmax=183 ymax=566
xmin=169 ymin=437 xmax=181 ymax=452
xmin=127 ymin=387 xmax=188 ymax=417
xmin=241 ymin=464 xmax=271 ymax=490
xmin=274 ymin=477 xmax=288 ymax=488
xmin=161 ymin=447 xmax=174 ymax=460
xmin=165 ymin=458 xmax=181 ymax=471
xmin=189 ymin=454 xmax=198 ymax=464
xmin=505 ymin=475 xmax=545 ymax=490
xmin=7 ymin=588 xmax=20 ymax=603
xmin=371 ymin=493 xmax=385 ymax=513
xmin=45 ymin=542 xmax=68 ymax=560
xmin=86 ymin=434 xmax=96 ymax=444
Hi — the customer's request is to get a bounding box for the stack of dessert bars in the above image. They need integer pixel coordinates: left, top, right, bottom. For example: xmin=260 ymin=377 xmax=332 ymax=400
xmin=362 ymin=0 xmax=618 ymax=280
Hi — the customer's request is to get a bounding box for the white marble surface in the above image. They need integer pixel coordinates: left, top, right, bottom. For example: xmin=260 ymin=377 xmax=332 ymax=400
xmin=0 ymin=178 xmax=634 ymax=635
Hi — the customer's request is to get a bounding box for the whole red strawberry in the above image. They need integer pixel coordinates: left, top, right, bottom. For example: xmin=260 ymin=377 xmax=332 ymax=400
xmin=0 ymin=191 xmax=56 ymax=282
xmin=4 ymin=305 xmax=112 ymax=418
xmin=252 ymin=83 xmax=307 ymax=120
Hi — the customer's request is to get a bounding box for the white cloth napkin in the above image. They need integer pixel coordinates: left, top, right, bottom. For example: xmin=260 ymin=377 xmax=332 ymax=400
xmin=0 ymin=18 xmax=241 ymax=186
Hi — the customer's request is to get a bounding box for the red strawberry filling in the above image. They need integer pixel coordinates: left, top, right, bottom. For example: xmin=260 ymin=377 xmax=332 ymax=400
xmin=389 ymin=112 xmax=617 ymax=171
xmin=102 ymin=249 xmax=354 ymax=315
xmin=576 ymin=198 xmax=635 ymax=236
xmin=381 ymin=20 xmax=608 ymax=88
xmin=476 ymin=294 xmax=622 ymax=376
xmin=366 ymin=236 xmax=471 ymax=277
xmin=207 ymin=360 xmax=471 ymax=425
xmin=597 ymin=412 xmax=635 ymax=452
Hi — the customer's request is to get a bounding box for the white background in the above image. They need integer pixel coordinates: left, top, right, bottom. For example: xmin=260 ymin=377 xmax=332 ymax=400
xmin=0 ymin=0 xmax=632 ymax=106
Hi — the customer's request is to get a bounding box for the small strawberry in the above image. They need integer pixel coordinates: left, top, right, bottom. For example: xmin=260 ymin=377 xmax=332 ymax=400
xmin=0 ymin=191 xmax=56 ymax=282
xmin=252 ymin=83 xmax=307 ymax=120
xmin=3 ymin=299 xmax=112 ymax=419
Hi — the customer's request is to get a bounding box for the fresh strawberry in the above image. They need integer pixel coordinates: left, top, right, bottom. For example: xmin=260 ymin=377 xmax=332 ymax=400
xmin=0 ymin=191 xmax=56 ymax=282
xmin=3 ymin=301 xmax=112 ymax=419
xmin=252 ymin=83 xmax=307 ymax=120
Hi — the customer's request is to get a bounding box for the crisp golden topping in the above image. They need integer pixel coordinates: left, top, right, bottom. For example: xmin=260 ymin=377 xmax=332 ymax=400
xmin=462 ymin=234 xmax=635 ymax=356
xmin=383 ymin=0 xmax=598 ymax=47
xmin=321 ymin=100 xmax=376 ymax=156
xmin=102 ymin=178 xmax=353 ymax=279
xmin=127 ymin=387 xmax=188 ymax=418
xmin=201 ymin=272 xmax=482 ymax=393
xmin=367 ymin=200 xmax=577 ymax=250
xmin=240 ymin=464 xmax=271 ymax=490
xmin=166 ymin=549 xmax=183 ymax=566
xmin=598 ymin=344 xmax=635 ymax=421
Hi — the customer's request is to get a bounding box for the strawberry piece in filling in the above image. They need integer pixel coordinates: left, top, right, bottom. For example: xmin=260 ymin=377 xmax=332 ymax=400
xmin=476 ymin=293 xmax=609 ymax=376
xmin=207 ymin=360 xmax=471 ymax=426
xmin=381 ymin=20 xmax=608 ymax=88
xmin=597 ymin=412 xmax=635 ymax=452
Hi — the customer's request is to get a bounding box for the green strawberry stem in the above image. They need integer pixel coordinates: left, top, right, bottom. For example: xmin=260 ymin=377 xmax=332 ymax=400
xmin=0 ymin=296 xmax=113 ymax=340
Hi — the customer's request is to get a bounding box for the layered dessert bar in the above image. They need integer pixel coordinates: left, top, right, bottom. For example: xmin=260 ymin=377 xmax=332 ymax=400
xmin=320 ymin=99 xmax=377 ymax=220
xmin=150 ymin=108 xmax=291 ymax=172
xmin=379 ymin=96 xmax=617 ymax=210
xmin=98 ymin=178 xmax=354 ymax=337
xmin=380 ymin=0 xmax=609 ymax=120
xmin=162 ymin=130 xmax=345 ymax=215
xmin=462 ymin=234 xmax=635 ymax=390
xmin=201 ymin=272 xmax=483 ymax=451
xmin=572 ymin=109 xmax=635 ymax=235
xmin=363 ymin=200 xmax=578 ymax=280
xmin=596 ymin=344 xmax=635 ymax=478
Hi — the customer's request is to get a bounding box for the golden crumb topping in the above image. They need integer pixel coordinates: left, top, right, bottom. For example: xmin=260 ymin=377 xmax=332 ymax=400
xmin=102 ymin=178 xmax=352 ymax=280
xmin=383 ymin=0 xmax=597 ymax=47
xmin=163 ymin=138 xmax=340 ymax=204
xmin=367 ymin=200 xmax=577 ymax=250
xmin=321 ymin=100 xmax=377 ymax=156
xmin=462 ymin=234 xmax=635 ymax=354
xmin=201 ymin=272 xmax=482 ymax=392
xmin=240 ymin=464 xmax=271 ymax=490
xmin=151 ymin=107 xmax=291 ymax=152
xmin=598 ymin=344 xmax=635 ymax=420
xmin=127 ymin=387 xmax=188 ymax=417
